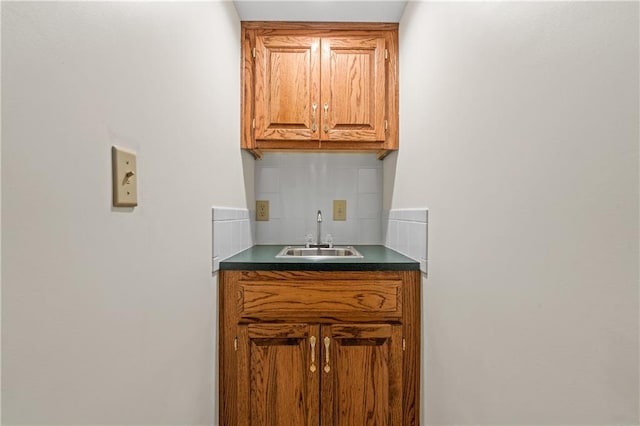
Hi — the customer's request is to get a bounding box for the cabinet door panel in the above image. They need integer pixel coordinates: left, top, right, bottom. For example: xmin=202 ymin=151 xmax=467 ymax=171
xmin=320 ymin=36 xmax=386 ymax=142
xmin=255 ymin=35 xmax=320 ymax=141
xmin=321 ymin=324 xmax=402 ymax=426
xmin=238 ymin=323 xmax=320 ymax=426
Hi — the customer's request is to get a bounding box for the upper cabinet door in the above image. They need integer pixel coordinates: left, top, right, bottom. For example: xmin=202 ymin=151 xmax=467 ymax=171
xmin=254 ymin=35 xmax=320 ymax=142
xmin=320 ymin=36 xmax=386 ymax=143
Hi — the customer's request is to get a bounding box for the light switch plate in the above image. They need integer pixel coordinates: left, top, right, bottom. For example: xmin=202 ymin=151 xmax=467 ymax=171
xmin=256 ymin=200 xmax=269 ymax=221
xmin=112 ymin=146 xmax=138 ymax=207
xmin=333 ymin=200 xmax=347 ymax=221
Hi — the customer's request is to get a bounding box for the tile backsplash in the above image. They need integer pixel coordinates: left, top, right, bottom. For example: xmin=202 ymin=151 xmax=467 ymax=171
xmin=385 ymin=208 xmax=428 ymax=274
xmin=212 ymin=207 xmax=253 ymax=272
xmin=214 ymin=159 xmax=428 ymax=275
xmin=255 ymin=153 xmax=383 ymax=245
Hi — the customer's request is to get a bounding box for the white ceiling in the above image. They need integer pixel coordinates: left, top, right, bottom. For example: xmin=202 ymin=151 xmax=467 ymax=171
xmin=233 ymin=1 xmax=408 ymax=23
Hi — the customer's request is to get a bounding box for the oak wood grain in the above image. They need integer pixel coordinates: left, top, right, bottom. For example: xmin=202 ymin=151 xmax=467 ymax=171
xmin=321 ymin=324 xmax=402 ymax=425
xmin=254 ymin=34 xmax=320 ymax=142
xmin=320 ymin=35 xmax=386 ymax=143
xmin=237 ymin=323 xmax=320 ymax=426
xmin=241 ymin=27 xmax=255 ymax=149
xmin=241 ymin=22 xmax=399 ymax=155
xmin=219 ymin=270 xmax=238 ymax=425
xmin=384 ymin=28 xmax=399 ymax=150
xmin=239 ymin=280 xmax=402 ymax=318
xmin=235 ymin=270 xmax=404 ymax=281
xmin=402 ymin=271 xmax=421 ymax=425
xmin=219 ymin=269 xmax=420 ymax=425
xmin=242 ymin=22 xmax=399 ymax=32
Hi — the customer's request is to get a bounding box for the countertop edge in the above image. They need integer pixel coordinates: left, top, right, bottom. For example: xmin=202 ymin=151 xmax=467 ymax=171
xmin=219 ymin=262 xmax=420 ymax=271
xmin=219 ymin=245 xmax=420 ymax=272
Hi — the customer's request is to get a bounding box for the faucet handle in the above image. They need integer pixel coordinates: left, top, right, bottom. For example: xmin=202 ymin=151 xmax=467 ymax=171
xmin=305 ymin=233 xmax=314 ymax=248
xmin=324 ymin=234 xmax=333 ymax=248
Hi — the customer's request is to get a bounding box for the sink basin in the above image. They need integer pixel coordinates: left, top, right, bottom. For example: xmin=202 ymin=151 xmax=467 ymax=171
xmin=276 ymin=246 xmax=363 ymax=259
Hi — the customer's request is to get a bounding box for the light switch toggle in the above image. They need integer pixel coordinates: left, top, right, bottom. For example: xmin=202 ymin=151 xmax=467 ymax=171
xmin=124 ymin=171 xmax=135 ymax=184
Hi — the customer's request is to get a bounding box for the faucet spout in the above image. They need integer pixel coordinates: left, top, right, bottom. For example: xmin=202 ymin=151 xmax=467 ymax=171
xmin=316 ymin=210 xmax=322 ymax=246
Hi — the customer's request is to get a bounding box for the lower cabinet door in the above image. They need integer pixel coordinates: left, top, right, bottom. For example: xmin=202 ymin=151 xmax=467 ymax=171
xmin=321 ymin=324 xmax=403 ymax=426
xmin=237 ymin=323 xmax=320 ymax=426
xmin=236 ymin=323 xmax=402 ymax=426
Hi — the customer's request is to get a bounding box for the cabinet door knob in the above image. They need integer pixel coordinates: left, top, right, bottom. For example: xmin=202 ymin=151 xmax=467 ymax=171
xmin=311 ymin=103 xmax=318 ymax=133
xmin=309 ymin=336 xmax=317 ymax=372
xmin=323 ymin=336 xmax=331 ymax=373
xmin=323 ymin=103 xmax=329 ymax=133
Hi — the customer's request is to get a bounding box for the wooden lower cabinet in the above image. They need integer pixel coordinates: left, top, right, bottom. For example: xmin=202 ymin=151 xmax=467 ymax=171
xmin=219 ymin=270 xmax=420 ymax=425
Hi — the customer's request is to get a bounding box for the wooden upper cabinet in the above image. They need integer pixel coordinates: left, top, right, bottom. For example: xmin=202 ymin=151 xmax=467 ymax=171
xmin=242 ymin=22 xmax=399 ymax=159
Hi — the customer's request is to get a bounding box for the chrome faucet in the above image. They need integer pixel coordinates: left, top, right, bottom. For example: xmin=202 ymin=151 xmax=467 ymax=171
xmin=316 ymin=210 xmax=322 ymax=246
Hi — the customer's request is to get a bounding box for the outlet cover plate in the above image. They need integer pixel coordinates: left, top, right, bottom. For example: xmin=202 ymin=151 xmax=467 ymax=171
xmin=333 ymin=200 xmax=346 ymax=221
xmin=256 ymin=200 xmax=269 ymax=221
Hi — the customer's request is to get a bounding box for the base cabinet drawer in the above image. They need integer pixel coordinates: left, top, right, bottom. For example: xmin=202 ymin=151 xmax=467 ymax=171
xmin=238 ymin=276 xmax=402 ymax=322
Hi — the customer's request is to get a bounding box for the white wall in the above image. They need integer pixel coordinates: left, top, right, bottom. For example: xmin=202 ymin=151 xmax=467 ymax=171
xmin=1 ymin=2 xmax=250 ymax=424
xmin=390 ymin=2 xmax=639 ymax=424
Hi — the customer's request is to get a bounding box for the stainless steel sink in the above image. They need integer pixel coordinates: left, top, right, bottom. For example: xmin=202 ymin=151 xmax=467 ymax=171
xmin=276 ymin=246 xmax=363 ymax=259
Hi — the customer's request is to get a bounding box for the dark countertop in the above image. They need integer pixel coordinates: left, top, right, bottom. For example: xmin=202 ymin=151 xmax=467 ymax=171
xmin=219 ymin=245 xmax=419 ymax=271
